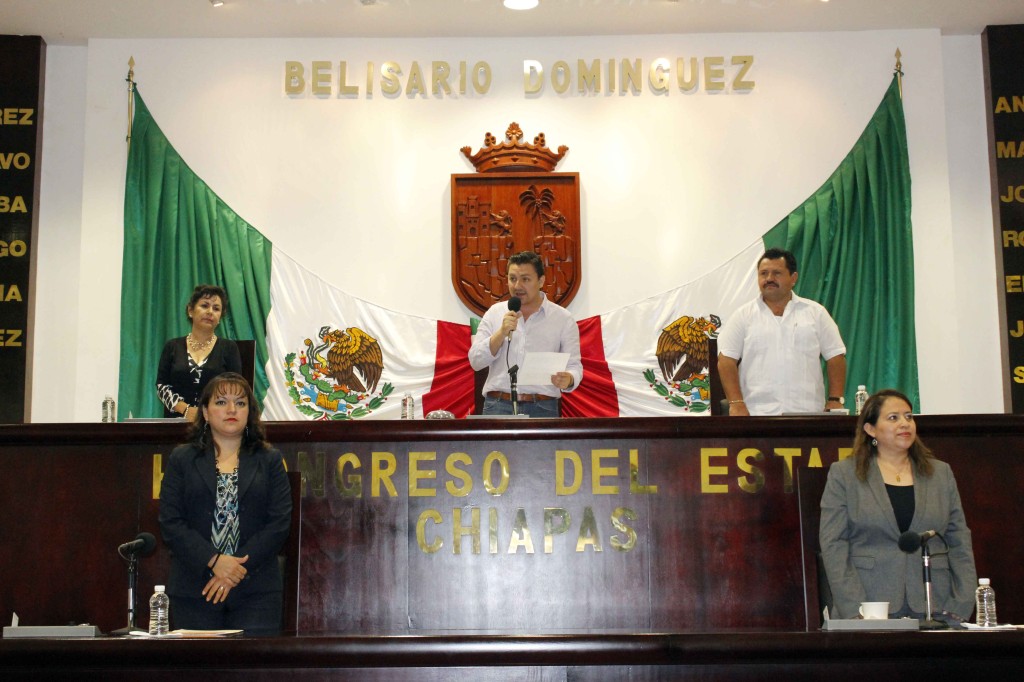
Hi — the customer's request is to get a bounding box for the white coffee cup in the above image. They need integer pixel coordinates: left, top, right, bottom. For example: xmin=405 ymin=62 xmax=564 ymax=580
xmin=859 ymin=602 xmax=889 ymax=619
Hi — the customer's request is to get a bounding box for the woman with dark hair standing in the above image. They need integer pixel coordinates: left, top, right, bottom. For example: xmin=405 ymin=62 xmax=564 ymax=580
xmin=156 ymin=284 xmax=242 ymax=419
xmin=159 ymin=372 xmax=291 ymax=635
xmin=819 ymin=388 xmax=976 ymax=621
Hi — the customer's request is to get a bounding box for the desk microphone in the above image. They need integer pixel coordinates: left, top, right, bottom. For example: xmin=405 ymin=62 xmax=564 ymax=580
xmin=118 ymin=532 xmax=156 ymax=556
xmin=114 ymin=531 xmax=157 ymax=635
xmin=898 ymin=529 xmax=947 ymax=630
xmin=507 ymin=297 xmax=521 ymax=341
xmin=898 ymin=530 xmax=937 ymax=552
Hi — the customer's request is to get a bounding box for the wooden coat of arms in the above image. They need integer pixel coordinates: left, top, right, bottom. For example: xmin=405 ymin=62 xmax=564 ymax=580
xmin=451 ymin=123 xmax=581 ymax=317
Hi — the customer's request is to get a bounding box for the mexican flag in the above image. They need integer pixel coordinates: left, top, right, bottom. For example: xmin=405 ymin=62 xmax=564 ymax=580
xmin=119 ymin=77 xmax=916 ymax=420
xmin=260 ymin=249 xmax=474 ymax=420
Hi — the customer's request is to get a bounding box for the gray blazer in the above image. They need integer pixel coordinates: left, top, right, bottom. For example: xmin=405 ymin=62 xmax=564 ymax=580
xmin=819 ymin=456 xmax=976 ymax=619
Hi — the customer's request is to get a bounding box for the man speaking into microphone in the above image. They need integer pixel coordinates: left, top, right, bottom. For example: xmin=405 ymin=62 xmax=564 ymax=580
xmin=468 ymin=251 xmax=582 ymax=417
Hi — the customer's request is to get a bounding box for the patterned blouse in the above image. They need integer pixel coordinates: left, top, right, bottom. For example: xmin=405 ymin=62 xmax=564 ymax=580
xmin=212 ymin=470 xmax=240 ymax=555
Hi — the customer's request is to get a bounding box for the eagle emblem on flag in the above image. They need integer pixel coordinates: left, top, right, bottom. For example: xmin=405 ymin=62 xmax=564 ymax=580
xmin=281 ymin=325 xmax=393 ymax=419
xmin=644 ymin=314 xmax=721 ymax=412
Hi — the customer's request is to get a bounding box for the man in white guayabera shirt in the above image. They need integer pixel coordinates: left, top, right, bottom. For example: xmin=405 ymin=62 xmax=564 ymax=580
xmin=717 ymin=247 xmax=846 ymax=416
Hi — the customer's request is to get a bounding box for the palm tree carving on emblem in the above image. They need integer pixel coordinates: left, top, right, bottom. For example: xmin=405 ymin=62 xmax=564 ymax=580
xmin=519 ymin=184 xmax=575 ymax=300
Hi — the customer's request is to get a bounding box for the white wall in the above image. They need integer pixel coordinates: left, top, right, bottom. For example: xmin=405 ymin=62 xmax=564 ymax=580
xmin=942 ymin=34 xmax=1004 ymax=413
xmin=33 ymin=45 xmax=87 ymax=422
xmin=30 ymin=30 xmax=1003 ymax=420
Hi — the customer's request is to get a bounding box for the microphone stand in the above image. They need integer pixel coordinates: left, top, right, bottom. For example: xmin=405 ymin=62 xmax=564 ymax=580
xmin=111 ymin=546 xmax=145 ymax=636
xmin=919 ymin=538 xmax=948 ymax=630
xmin=508 ymin=364 xmax=520 ymax=416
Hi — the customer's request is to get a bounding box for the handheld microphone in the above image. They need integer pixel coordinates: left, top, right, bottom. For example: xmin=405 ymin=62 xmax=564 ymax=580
xmin=507 ymin=297 xmax=521 ymax=341
xmin=898 ymin=529 xmax=937 ymax=553
xmin=118 ymin=532 xmax=157 ymax=556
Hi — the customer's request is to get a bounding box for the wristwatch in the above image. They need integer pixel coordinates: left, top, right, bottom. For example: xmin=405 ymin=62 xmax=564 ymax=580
xmin=828 ymin=396 xmax=845 ymax=405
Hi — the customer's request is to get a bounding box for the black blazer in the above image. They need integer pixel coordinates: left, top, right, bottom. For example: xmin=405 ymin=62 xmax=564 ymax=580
xmin=156 ymin=336 xmax=243 ymax=417
xmin=159 ymin=442 xmax=292 ymax=599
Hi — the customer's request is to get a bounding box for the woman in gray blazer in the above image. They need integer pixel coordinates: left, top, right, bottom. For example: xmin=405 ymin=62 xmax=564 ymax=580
xmin=159 ymin=372 xmax=292 ymax=635
xmin=819 ymin=389 xmax=976 ymax=621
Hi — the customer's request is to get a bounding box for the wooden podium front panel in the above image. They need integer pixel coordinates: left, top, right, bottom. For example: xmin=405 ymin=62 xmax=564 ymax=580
xmin=0 ymin=433 xmax=168 ymax=632
xmin=1 ymin=416 xmax=1023 ymax=635
xmin=295 ymin=435 xmax=803 ymax=632
xmin=645 ymin=434 xmax=805 ymax=630
xmin=296 ymin=450 xmax=409 ymax=633
xmin=401 ymin=437 xmax=653 ymax=631
xmin=289 ymin=437 xmax=655 ymax=632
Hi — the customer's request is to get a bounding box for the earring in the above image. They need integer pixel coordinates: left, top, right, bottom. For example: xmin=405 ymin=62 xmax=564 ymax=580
xmin=871 ymin=438 xmax=878 ymax=447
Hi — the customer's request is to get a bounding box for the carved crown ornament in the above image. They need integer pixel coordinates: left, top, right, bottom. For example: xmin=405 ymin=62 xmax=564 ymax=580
xmin=460 ymin=122 xmax=568 ymax=173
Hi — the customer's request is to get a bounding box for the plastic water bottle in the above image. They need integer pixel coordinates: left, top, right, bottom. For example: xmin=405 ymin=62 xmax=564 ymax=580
xmin=102 ymin=395 xmax=116 ymax=423
xmin=854 ymin=385 xmax=869 ymax=416
xmin=975 ymin=578 xmax=997 ymax=626
xmin=401 ymin=393 xmax=415 ymax=419
xmin=148 ymin=585 xmax=170 ymax=636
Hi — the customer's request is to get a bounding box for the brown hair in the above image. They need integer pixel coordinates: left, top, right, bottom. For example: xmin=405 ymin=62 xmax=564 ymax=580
xmin=188 ymin=372 xmax=266 ymax=453
xmin=852 ymin=388 xmax=934 ymax=481
xmin=508 ymin=251 xmax=544 ymax=278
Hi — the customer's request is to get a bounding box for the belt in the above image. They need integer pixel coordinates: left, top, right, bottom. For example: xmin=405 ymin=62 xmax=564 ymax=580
xmin=486 ymin=391 xmax=558 ymax=403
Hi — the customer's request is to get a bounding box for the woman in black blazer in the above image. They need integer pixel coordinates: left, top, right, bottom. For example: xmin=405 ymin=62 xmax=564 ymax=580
xmin=159 ymin=372 xmax=292 ymax=635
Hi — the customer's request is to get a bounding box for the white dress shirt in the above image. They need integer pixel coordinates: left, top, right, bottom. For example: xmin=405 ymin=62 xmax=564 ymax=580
xmin=468 ymin=294 xmax=583 ymax=398
xmin=717 ymin=292 xmax=846 ymax=415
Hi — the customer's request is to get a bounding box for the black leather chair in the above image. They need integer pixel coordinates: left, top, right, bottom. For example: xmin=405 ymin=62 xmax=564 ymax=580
xmin=280 ymin=470 xmax=302 ymax=633
xmin=797 ymin=465 xmax=834 ymax=630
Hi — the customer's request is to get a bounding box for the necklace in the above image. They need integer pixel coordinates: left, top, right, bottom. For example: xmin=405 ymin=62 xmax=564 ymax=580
xmin=216 ymin=450 xmax=239 ymax=473
xmin=187 ymin=333 xmax=217 ymax=353
xmin=879 ymin=457 xmax=911 ymax=483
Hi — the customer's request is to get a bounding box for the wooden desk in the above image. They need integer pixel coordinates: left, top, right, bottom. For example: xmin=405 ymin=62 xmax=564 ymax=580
xmin=1 ymin=416 xmax=1022 ymax=635
xmin=2 ymin=631 xmax=1023 ymax=680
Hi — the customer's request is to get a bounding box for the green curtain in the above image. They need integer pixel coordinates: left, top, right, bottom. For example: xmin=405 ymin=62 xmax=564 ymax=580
xmin=118 ymin=88 xmax=273 ymax=419
xmin=763 ymin=76 xmax=918 ymax=407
